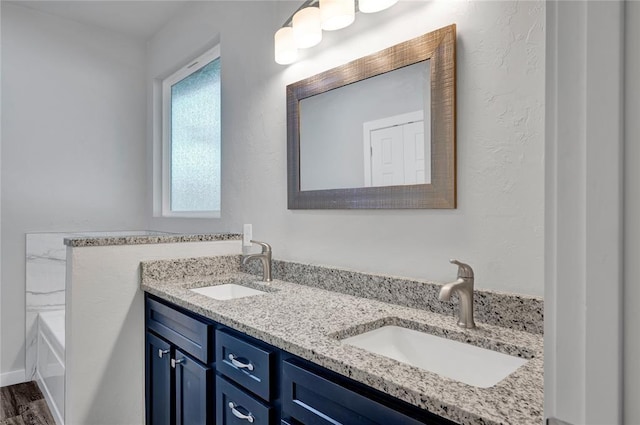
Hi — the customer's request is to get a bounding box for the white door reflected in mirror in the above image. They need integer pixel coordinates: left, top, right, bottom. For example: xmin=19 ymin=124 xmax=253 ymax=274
xmin=364 ymin=110 xmax=429 ymax=187
xmin=299 ymin=60 xmax=431 ymax=191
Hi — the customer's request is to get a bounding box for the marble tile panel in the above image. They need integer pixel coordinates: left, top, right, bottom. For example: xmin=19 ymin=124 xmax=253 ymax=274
xmin=25 ymin=234 xmax=69 ymax=381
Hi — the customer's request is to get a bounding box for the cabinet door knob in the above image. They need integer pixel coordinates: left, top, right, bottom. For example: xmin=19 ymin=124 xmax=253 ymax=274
xmin=171 ymin=358 xmax=185 ymax=368
xmin=228 ymin=354 xmax=254 ymax=371
xmin=158 ymin=349 xmax=170 ymax=359
xmin=228 ymin=402 xmax=254 ymax=423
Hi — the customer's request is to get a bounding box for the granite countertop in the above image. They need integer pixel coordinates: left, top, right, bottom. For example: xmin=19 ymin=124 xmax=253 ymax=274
xmin=64 ymin=232 xmax=242 ymax=247
xmin=141 ymin=260 xmax=543 ymax=425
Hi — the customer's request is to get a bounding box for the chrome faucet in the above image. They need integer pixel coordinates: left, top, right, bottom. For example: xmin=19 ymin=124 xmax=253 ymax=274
xmin=242 ymin=240 xmax=272 ymax=282
xmin=438 ymin=259 xmax=476 ymax=329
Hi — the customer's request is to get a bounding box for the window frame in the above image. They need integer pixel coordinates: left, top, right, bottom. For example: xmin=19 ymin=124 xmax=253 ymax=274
xmin=160 ymin=45 xmax=221 ymax=218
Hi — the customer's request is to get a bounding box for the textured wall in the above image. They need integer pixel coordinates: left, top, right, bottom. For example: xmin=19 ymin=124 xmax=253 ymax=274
xmin=0 ymin=4 xmax=147 ymax=375
xmin=147 ymin=0 xmax=545 ymax=297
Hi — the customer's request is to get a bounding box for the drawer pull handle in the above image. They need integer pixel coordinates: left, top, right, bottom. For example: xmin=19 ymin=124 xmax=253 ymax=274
xmin=158 ymin=349 xmax=169 ymax=359
xmin=171 ymin=358 xmax=184 ymax=368
xmin=228 ymin=402 xmax=254 ymax=423
xmin=228 ymin=354 xmax=254 ymax=371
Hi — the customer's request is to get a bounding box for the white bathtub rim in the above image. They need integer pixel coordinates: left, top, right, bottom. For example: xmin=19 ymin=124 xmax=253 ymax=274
xmin=38 ymin=310 xmax=65 ymax=353
xmin=37 ymin=310 xmax=65 ymax=425
xmin=36 ymin=370 xmax=64 ymax=425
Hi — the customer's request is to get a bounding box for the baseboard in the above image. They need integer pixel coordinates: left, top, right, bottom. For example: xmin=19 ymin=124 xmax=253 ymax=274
xmin=0 ymin=369 xmax=26 ymax=387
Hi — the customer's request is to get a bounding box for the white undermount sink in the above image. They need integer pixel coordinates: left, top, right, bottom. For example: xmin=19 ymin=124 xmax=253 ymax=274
xmin=190 ymin=284 xmax=267 ymax=301
xmin=341 ymin=325 xmax=528 ymax=388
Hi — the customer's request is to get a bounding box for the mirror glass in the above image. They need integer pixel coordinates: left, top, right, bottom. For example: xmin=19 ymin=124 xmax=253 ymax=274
xmin=287 ymin=24 xmax=456 ymax=209
xmin=299 ymin=61 xmax=431 ymax=191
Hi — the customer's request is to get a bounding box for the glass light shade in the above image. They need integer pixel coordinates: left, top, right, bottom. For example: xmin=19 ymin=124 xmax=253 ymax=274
xmin=274 ymin=27 xmax=298 ymax=65
xmin=320 ymin=0 xmax=355 ymax=31
xmin=292 ymin=7 xmax=322 ymax=48
xmin=358 ymin=0 xmax=399 ymax=13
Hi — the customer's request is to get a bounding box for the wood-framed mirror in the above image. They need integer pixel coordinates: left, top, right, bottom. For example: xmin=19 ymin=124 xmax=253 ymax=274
xmin=287 ymin=24 xmax=456 ymax=209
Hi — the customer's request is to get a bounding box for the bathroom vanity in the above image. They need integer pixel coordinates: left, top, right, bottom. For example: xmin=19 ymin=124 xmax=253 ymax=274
xmin=141 ymin=255 xmax=543 ymax=425
xmin=146 ymin=294 xmax=456 ymax=424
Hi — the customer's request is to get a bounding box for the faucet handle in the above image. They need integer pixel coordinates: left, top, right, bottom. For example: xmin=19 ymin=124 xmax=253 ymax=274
xmin=250 ymin=240 xmax=272 ymax=253
xmin=450 ymin=259 xmax=474 ymax=279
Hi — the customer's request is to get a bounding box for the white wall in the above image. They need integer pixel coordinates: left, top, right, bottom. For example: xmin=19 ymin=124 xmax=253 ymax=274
xmin=65 ymin=240 xmax=241 ymax=424
xmin=625 ymin=1 xmax=640 ymax=423
xmin=0 ymin=3 xmax=147 ymax=375
xmin=147 ymin=0 xmax=545 ymax=297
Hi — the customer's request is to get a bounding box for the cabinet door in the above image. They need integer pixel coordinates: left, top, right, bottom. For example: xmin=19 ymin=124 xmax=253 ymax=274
xmin=146 ymin=332 xmax=172 ymax=425
xmin=282 ymin=360 xmax=428 ymax=425
xmin=174 ymin=349 xmax=213 ymax=425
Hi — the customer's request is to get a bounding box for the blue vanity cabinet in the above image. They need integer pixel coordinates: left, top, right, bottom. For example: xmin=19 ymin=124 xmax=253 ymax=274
xmin=214 ymin=328 xmax=278 ymax=424
xmin=281 ymin=360 xmax=429 ymax=425
xmin=174 ymin=349 xmax=213 ymax=425
xmin=145 ymin=332 xmax=172 ymax=425
xmin=145 ymin=293 xmax=459 ymax=425
xmin=215 ymin=329 xmax=275 ymax=401
xmin=146 ymin=297 xmax=213 ymax=363
xmin=216 ymin=375 xmax=273 ymax=424
xmin=145 ymin=295 xmax=215 ymax=425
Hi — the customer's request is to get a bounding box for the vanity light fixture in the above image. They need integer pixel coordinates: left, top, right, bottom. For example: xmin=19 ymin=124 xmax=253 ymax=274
xmin=293 ymin=6 xmax=322 ymax=48
xmin=274 ymin=0 xmax=398 ymax=65
xmin=320 ymin=0 xmax=355 ymax=31
xmin=275 ymin=27 xmax=298 ymax=65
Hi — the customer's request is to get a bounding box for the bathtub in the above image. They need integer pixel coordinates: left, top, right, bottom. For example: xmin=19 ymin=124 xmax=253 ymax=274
xmin=37 ymin=310 xmax=65 ymax=425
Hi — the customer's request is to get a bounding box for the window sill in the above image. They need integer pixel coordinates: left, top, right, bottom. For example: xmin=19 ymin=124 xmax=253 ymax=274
xmin=157 ymin=211 xmax=221 ymax=219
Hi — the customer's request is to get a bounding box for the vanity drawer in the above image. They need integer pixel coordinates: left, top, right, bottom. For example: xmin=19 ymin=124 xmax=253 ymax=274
xmin=146 ymin=297 xmax=213 ymax=364
xmin=215 ymin=329 xmax=274 ymax=401
xmin=216 ymin=375 xmax=272 ymax=425
xmin=282 ymin=360 xmax=429 ymax=425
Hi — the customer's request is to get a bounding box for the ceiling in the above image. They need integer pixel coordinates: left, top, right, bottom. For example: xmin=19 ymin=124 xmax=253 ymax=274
xmin=9 ymin=0 xmax=193 ymax=40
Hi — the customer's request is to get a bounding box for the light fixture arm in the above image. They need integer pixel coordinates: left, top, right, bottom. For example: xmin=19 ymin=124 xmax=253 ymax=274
xmin=281 ymin=0 xmax=365 ymax=27
xmin=282 ymin=0 xmax=321 ymax=28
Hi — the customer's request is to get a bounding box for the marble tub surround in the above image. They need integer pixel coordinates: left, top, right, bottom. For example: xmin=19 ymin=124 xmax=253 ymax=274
xmin=242 ymin=259 xmax=544 ymax=335
xmin=64 ymin=232 xmax=241 ymax=247
xmin=26 ymin=231 xmax=174 ymax=380
xmin=27 ymin=230 xmax=223 ymax=381
xmin=26 ymin=233 xmax=68 ymax=381
xmin=141 ymin=264 xmax=543 ymax=425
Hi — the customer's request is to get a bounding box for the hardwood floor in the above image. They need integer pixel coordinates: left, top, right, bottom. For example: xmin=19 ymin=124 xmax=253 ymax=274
xmin=0 ymin=382 xmax=55 ymax=425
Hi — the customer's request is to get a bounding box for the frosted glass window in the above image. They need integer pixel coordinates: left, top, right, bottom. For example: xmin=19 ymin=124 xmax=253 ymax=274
xmin=170 ymin=58 xmax=221 ymax=212
xmin=159 ymin=45 xmax=221 ymax=217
